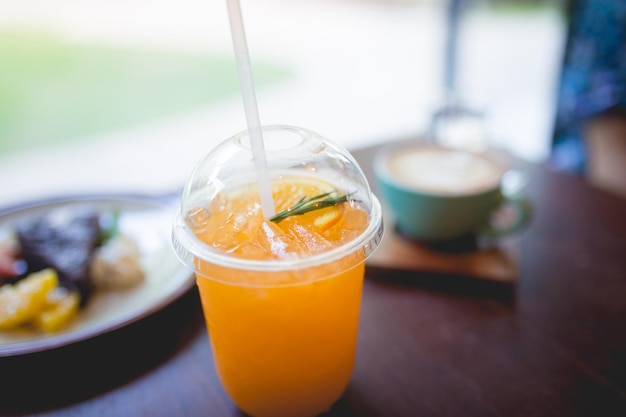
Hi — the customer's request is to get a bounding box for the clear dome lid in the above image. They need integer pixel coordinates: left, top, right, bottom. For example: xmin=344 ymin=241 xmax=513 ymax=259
xmin=172 ymin=125 xmax=383 ymax=271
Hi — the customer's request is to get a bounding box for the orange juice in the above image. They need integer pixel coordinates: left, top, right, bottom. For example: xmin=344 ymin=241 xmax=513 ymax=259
xmin=189 ymin=178 xmax=370 ymax=417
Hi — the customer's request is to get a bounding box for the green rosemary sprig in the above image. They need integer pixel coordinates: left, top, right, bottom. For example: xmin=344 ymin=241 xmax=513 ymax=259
xmin=269 ymin=190 xmax=353 ymax=223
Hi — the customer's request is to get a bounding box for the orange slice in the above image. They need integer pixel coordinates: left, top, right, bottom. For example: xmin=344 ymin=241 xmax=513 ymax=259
xmin=313 ymin=205 xmax=344 ymax=231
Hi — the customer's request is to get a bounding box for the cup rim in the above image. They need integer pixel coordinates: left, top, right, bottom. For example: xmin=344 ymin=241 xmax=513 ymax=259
xmin=373 ymin=140 xmax=505 ymax=198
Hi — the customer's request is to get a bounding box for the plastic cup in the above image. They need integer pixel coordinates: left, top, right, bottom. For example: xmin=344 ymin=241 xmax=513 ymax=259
xmin=172 ymin=125 xmax=383 ymax=417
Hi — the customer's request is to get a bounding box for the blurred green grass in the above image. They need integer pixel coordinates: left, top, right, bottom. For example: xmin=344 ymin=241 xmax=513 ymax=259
xmin=0 ymin=31 xmax=291 ymax=155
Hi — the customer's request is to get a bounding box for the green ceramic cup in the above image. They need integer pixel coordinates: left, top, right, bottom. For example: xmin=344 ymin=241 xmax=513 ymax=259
xmin=374 ymin=141 xmax=530 ymax=242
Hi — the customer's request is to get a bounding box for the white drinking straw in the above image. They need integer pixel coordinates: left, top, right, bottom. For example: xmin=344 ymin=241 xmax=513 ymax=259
xmin=226 ymin=0 xmax=276 ymax=219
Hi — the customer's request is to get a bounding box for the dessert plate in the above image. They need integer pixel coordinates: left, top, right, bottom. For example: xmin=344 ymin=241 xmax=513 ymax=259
xmin=0 ymin=194 xmax=194 ymax=356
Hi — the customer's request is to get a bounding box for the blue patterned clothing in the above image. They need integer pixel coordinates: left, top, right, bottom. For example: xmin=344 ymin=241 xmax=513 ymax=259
xmin=552 ymin=0 xmax=626 ymax=174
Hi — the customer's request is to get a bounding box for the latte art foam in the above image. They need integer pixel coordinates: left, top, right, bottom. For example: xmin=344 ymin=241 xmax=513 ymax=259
xmin=386 ymin=147 xmax=503 ymax=195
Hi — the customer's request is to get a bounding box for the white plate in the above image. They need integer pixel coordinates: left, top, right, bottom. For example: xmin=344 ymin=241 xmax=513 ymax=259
xmin=0 ymin=194 xmax=194 ymax=356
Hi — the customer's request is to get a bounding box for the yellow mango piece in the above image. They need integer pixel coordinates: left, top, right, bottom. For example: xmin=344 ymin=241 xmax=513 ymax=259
xmin=0 ymin=269 xmax=58 ymax=330
xmin=34 ymin=289 xmax=80 ymax=332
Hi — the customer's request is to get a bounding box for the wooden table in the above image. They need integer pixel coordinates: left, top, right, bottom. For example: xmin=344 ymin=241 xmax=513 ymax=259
xmin=2 ymin=143 xmax=625 ymax=417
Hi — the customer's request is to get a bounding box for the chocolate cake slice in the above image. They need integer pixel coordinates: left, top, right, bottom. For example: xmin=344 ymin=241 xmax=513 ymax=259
xmin=16 ymin=206 xmax=101 ymax=301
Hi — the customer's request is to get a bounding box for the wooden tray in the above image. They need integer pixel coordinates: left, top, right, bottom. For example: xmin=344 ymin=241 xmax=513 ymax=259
xmin=366 ymin=199 xmax=521 ymax=284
